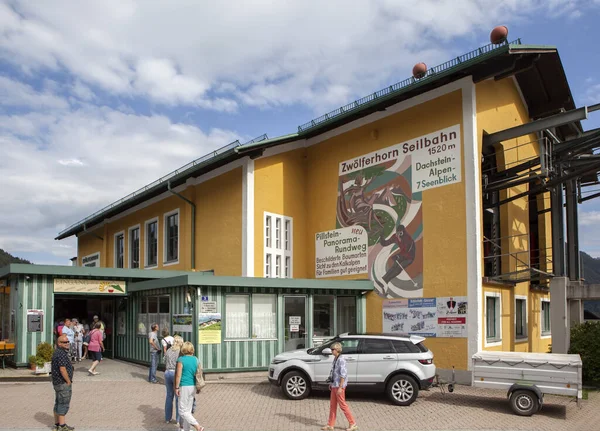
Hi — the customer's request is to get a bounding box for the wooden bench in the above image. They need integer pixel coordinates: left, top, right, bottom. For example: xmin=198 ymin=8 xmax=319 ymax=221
xmin=0 ymin=341 xmax=15 ymax=369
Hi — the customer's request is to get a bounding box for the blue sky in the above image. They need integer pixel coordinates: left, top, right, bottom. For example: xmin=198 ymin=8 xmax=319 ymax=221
xmin=1 ymin=0 xmax=600 ymax=265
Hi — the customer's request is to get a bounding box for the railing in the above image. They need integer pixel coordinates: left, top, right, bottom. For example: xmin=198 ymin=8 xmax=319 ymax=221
xmin=298 ymin=38 xmax=522 ymax=133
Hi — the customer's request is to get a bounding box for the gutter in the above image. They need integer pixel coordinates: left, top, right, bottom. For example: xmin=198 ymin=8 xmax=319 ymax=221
xmin=167 ymin=181 xmax=196 ymax=270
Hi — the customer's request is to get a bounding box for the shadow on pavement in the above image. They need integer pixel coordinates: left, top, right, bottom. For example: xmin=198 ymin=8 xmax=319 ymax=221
xmin=275 ymin=413 xmax=323 ymax=427
xmin=138 ymin=403 xmax=168 ymax=431
xmin=423 ymin=392 xmax=568 ymax=420
xmin=249 ymin=383 xmax=393 ymax=406
xmin=33 ymin=411 xmax=55 ymax=427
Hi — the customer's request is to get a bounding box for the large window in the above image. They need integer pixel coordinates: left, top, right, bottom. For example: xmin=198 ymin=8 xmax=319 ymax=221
xmin=145 ymin=218 xmax=158 ymax=267
xmin=314 ymin=295 xmax=334 ymax=338
xmin=137 ymin=295 xmax=170 ymax=336
xmin=129 ymin=226 xmax=140 ymax=269
xmin=164 ymin=210 xmax=179 ymax=264
xmin=264 ymin=212 xmax=292 ymax=278
xmin=485 ymin=293 xmax=501 ymax=344
xmin=541 ymin=299 xmax=551 ymax=337
xmin=515 ymin=296 xmax=527 ymax=340
xmin=114 ymin=232 xmax=124 ymax=268
xmin=225 ymin=294 xmax=277 ymax=339
xmin=337 ymin=296 xmax=357 ymax=334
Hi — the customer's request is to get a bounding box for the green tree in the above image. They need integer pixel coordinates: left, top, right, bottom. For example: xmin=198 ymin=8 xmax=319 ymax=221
xmin=569 ymin=321 xmax=600 ymax=384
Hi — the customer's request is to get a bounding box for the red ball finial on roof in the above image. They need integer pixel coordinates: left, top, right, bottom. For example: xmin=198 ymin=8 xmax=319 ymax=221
xmin=490 ymin=25 xmax=509 ymax=44
xmin=412 ymin=62 xmax=427 ymax=79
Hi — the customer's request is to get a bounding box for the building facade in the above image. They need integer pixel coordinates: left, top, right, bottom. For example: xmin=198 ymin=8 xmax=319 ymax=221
xmin=49 ymin=39 xmax=589 ymax=378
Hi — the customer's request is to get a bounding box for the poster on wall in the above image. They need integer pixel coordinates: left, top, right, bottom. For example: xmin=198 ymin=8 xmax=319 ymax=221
xmin=437 ymin=296 xmax=468 ymax=338
xmin=173 ymin=314 xmax=193 ymax=333
xmin=335 ymin=125 xmax=461 ymax=298
xmin=315 ymin=226 xmax=368 ymax=278
xmin=198 ymin=312 xmax=221 ymax=344
xmin=117 ymin=312 xmax=126 ymax=335
xmin=383 ymin=298 xmax=437 ymax=336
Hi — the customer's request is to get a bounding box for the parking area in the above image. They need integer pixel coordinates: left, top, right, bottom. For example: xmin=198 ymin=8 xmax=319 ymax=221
xmin=0 ymin=359 xmax=598 ymax=430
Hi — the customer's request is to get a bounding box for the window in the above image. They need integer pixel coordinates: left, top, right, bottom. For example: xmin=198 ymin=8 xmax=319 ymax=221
xmin=313 ymin=295 xmax=334 ymax=338
xmin=541 ymin=299 xmax=551 ymax=337
xmin=252 ymin=294 xmax=276 ymax=339
xmin=137 ymin=295 xmax=170 ymax=336
xmin=337 ymin=296 xmax=357 ymax=334
xmin=129 ymin=226 xmax=140 ymax=269
xmin=515 ymin=297 xmax=527 ymax=340
xmin=318 ymin=338 xmax=360 ymax=355
xmin=392 ymin=340 xmax=421 ymax=354
xmin=264 ymin=212 xmax=292 ymax=278
xmin=226 ymin=294 xmax=277 ymax=339
xmin=361 ymin=339 xmax=394 ymax=354
xmin=485 ymin=293 xmax=501 ymax=344
xmin=114 ymin=232 xmax=124 ymax=268
xmin=164 ymin=210 xmax=179 ymax=264
xmin=145 ymin=218 xmax=158 ymax=267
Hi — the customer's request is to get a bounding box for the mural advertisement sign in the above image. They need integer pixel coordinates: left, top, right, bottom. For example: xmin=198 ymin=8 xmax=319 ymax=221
xmin=199 ymin=312 xmax=221 ymax=344
xmin=437 ymin=296 xmax=468 ymax=338
xmin=315 ymin=226 xmax=368 ymax=278
xmin=336 ymin=125 xmax=461 ymax=298
xmin=383 ymin=296 xmax=468 ymax=338
xmin=54 ymin=279 xmax=126 ymax=294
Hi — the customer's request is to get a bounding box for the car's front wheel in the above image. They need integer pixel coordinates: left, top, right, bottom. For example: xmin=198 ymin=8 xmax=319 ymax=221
xmin=387 ymin=374 xmax=419 ymax=406
xmin=281 ymin=370 xmax=311 ymax=400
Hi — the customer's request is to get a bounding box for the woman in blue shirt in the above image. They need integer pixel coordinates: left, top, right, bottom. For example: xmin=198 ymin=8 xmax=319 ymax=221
xmin=174 ymin=341 xmax=204 ymax=431
xmin=321 ymin=342 xmax=358 ymax=431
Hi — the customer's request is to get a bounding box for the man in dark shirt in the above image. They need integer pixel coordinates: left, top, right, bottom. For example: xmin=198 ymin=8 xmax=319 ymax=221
xmin=51 ymin=335 xmax=74 ymax=431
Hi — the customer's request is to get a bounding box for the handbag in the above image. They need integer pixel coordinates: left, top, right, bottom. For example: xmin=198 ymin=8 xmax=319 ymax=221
xmin=195 ymin=357 xmax=206 ymax=392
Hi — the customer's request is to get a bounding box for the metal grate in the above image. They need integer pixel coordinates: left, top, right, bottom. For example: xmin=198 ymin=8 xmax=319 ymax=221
xmin=58 ymin=134 xmax=268 ymax=236
xmin=298 ymin=38 xmax=522 ymax=133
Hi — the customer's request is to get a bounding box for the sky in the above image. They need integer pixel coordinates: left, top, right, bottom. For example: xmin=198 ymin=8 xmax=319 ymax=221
xmin=1 ymin=0 xmax=600 ymax=266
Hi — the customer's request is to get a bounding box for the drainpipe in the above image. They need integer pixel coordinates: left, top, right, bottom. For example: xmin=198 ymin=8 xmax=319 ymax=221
xmin=167 ymin=181 xmax=196 ymax=270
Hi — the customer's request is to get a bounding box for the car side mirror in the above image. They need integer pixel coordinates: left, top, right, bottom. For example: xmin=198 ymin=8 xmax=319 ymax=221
xmin=322 ymin=348 xmax=332 ymax=355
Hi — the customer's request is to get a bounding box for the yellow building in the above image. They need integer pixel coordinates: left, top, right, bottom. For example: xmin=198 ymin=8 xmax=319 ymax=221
xmin=57 ymin=38 xmax=588 ymax=379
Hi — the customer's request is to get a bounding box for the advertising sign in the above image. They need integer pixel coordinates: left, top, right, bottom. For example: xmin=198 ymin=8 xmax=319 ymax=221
xmin=199 ymin=312 xmax=221 ymax=344
xmin=54 ymin=279 xmax=126 ymax=295
xmin=173 ymin=314 xmax=193 ymax=333
xmin=289 ymin=316 xmax=302 ymax=325
xmin=81 ymin=252 xmax=100 ymax=267
xmin=315 ymin=226 xmax=368 ymax=278
xmin=437 ymin=296 xmax=468 ymax=338
xmin=336 ymin=125 xmax=461 ymax=298
xmin=200 ymin=301 xmax=217 ymax=313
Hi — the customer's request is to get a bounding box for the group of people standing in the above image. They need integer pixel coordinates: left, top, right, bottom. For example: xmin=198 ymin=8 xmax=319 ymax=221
xmin=53 ymin=315 xmax=106 ymax=375
xmin=149 ymin=324 xmax=205 ymax=431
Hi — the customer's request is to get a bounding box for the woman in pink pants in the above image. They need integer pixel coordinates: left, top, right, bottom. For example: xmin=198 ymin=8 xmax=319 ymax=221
xmin=321 ymin=342 xmax=358 ymax=431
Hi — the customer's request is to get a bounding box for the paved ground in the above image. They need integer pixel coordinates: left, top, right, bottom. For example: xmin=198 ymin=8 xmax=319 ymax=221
xmin=0 ymin=359 xmax=598 ymax=431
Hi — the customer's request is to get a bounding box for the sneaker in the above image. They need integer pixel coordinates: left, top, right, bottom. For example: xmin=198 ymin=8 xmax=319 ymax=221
xmin=346 ymin=425 xmax=358 ymax=431
xmin=54 ymin=425 xmax=74 ymax=431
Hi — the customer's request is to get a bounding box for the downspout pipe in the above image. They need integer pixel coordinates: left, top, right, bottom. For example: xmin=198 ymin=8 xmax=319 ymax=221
xmin=167 ymin=181 xmax=196 ymax=270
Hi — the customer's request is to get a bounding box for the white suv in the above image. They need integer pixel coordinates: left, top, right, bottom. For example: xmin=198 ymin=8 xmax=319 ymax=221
xmin=268 ymin=333 xmax=435 ymax=406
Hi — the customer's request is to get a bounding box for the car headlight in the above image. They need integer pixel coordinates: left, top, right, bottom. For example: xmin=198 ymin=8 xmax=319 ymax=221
xmin=271 ymin=359 xmax=287 ymax=364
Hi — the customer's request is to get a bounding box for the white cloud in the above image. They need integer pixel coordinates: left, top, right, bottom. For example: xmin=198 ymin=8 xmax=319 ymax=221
xmin=0 ymin=76 xmax=69 ymax=110
xmin=1 ymin=1 xmax=595 ymax=112
xmin=580 ymin=211 xmax=600 ymax=226
xmin=0 ymin=78 xmax=241 ymax=262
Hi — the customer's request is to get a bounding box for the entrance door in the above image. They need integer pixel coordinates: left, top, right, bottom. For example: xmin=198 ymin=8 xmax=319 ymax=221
xmin=284 ymin=296 xmax=306 ymax=351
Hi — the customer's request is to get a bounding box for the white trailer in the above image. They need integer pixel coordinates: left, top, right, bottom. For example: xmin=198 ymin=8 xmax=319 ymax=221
xmin=444 ymin=351 xmax=583 ymax=416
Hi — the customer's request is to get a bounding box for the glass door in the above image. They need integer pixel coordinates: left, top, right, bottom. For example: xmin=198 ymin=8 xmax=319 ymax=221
xmin=284 ymin=296 xmax=306 ymax=351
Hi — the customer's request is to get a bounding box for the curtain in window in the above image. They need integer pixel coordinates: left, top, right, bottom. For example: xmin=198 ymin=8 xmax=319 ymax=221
xmin=252 ymin=294 xmax=276 ymax=338
xmin=226 ymin=296 xmax=249 ymax=338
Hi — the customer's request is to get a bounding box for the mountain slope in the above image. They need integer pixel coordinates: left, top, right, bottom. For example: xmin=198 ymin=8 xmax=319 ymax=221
xmin=0 ymin=248 xmax=32 ymax=267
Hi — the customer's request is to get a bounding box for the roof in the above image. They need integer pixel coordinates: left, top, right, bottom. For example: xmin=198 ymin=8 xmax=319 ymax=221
xmin=57 ymin=38 xmax=578 ymax=239
xmin=129 ymin=274 xmax=374 ymax=292
xmin=0 ymin=263 xmax=213 ymax=280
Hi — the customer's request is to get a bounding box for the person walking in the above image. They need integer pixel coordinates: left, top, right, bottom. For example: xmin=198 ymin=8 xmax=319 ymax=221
xmin=87 ymin=322 xmax=104 ymax=375
xmin=164 ymin=335 xmax=183 ymax=425
xmin=72 ymin=319 xmax=83 ymax=362
xmin=174 ymin=341 xmax=204 ymax=431
xmin=321 ymin=342 xmax=358 ymax=431
xmin=148 ymin=323 xmax=160 ymax=383
xmin=51 ymin=334 xmax=75 ymax=431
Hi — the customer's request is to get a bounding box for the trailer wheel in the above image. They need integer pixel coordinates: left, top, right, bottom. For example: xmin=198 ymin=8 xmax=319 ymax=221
xmin=510 ymin=389 xmax=539 ymax=416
